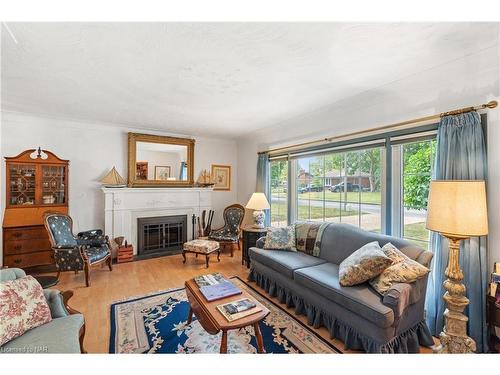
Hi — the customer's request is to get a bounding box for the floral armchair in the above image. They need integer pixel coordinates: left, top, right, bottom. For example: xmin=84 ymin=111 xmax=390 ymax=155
xmin=0 ymin=268 xmax=85 ymax=353
xmin=43 ymin=213 xmax=112 ymax=287
xmin=208 ymin=204 xmax=245 ymax=257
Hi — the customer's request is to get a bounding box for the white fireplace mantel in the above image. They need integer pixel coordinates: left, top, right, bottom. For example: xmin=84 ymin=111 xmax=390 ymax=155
xmin=102 ymin=187 xmax=212 ymax=254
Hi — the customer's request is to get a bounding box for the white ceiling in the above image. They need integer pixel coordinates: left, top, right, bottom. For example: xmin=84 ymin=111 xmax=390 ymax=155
xmin=2 ymin=23 xmax=499 ymax=138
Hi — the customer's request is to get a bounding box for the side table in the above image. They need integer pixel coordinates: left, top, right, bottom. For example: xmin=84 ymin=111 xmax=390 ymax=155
xmin=242 ymin=226 xmax=267 ymax=268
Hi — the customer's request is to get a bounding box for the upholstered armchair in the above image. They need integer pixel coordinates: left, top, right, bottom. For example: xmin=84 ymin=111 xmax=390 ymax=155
xmin=43 ymin=213 xmax=112 ymax=287
xmin=208 ymin=204 xmax=245 ymax=257
xmin=0 ymin=268 xmax=85 ymax=353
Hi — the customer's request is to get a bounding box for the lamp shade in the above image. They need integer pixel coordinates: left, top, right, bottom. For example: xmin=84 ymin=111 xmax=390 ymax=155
xmin=245 ymin=192 xmax=270 ymax=210
xmin=426 ymin=180 xmax=488 ymax=237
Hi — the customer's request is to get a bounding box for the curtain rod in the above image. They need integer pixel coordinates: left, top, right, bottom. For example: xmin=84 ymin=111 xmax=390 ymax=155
xmin=258 ymin=100 xmax=498 ymax=155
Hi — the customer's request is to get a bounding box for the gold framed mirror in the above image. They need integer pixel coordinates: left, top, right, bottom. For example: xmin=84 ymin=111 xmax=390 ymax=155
xmin=127 ymin=133 xmax=194 ymax=187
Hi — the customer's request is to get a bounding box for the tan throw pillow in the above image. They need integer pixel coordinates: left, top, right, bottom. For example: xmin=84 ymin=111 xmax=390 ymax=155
xmin=339 ymin=241 xmax=393 ymax=286
xmin=369 ymin=243 xmax=430 ymax=295
xmin=0 ymin=275 xmax=52 ymax=346
xmin=263 ymin=226 xmax=296 ymax=251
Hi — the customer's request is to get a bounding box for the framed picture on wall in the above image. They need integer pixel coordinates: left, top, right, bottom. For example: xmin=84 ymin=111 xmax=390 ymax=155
xmin=155 ymin=165 xmax=171 ymax=180
xmin=136 ymin=162 xmax=148 ymax=180
xmin=211 ymin=164 xmax=231 ymax=191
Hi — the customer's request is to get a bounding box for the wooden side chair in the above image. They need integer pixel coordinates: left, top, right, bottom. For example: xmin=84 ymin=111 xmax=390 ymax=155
xmin=208 ymin=204 xmax=245 ymax=257
xmin=43 ymin=212 xmax=112 ymax=287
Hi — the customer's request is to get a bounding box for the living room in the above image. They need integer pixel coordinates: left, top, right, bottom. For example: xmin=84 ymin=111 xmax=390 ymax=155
xmin=1 ymin=1 xmax=500 ymax=373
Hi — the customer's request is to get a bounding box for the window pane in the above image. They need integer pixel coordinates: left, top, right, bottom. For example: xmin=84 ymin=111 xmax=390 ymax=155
xmin=270 ymin=160 xmax=288 ymax=227
xmin=339 ymin=151 xmax=361 ymax=227
xmin=359 ymin=149 xmax=383 ymax=233
xmin=296 ymin=156 xmax=325 ymax=221
xmin=402 ymin=139 xmax=436 ymax=248
xmin=294 ymin=147 xmax=383 ymax=230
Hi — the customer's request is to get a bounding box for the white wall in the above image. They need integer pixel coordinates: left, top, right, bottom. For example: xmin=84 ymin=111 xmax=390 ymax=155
xmin=237 ymin=45 xmax=500 ymax=271
xmin=0 ymin=112 xmax=238 ymax=264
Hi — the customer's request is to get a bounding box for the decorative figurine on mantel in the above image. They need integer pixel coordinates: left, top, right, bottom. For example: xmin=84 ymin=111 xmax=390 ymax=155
xmin=195 ymin=169 xmax=215 ymax=187
xmin=100 ymin=167 xmax=127 ymax=187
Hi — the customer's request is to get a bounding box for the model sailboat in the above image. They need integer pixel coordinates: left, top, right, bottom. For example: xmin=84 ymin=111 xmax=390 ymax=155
xmin=100 ymin=167 xmax=127 ymax=187
xmin=196 ymin=169 xmax=215 ymax=187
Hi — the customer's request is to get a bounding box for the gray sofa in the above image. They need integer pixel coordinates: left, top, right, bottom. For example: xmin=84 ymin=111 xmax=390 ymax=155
xmin=248 ymin=223 xmax=434 ymax=353
xmin=0 ymin=268 xmax=85 ymax=353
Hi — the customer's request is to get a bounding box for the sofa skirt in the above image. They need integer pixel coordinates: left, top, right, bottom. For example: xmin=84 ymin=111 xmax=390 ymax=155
xmin=249 ymin=266 xmax=434 ymax=353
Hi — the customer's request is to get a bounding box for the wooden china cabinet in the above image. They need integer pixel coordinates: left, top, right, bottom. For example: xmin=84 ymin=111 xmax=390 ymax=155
xmin=3 ymin=148 xmax=69 ymax=270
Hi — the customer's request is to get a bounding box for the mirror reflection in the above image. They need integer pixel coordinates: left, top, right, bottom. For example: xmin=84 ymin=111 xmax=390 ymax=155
xmin=135 ymin=142 xmax=189 ymax=181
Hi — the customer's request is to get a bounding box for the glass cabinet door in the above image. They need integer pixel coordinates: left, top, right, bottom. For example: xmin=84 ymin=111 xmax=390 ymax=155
xmin=8 ymin=164 xmax=37 ymax=206
xmin=41 ymin=165 xmax=66 ymax=205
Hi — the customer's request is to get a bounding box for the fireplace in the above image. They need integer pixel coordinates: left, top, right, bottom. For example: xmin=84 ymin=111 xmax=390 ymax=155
xmin=137 ymin=215 xmax=187 ymax=258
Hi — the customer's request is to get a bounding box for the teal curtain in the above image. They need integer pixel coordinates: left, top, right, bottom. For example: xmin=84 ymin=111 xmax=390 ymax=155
xmin=256 ymin=153 xmax=271 ymax=226
xmin=425 ymin=111 xmax=488 ymax=352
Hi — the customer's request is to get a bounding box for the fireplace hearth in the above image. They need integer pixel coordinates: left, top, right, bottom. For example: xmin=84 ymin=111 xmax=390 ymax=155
xmin=137 ymin=215 xmax=187 ymax=259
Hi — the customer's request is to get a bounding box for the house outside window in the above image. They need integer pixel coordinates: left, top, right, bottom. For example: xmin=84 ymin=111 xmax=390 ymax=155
xmin=292 ymin=147 xmax=384 ymax=232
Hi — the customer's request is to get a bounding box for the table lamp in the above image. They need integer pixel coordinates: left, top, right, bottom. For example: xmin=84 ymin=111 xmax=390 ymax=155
xmin=426 ymin=180 xmax=488 ymax=353
xmin=246 ymin=192 xmax=270 ymax=228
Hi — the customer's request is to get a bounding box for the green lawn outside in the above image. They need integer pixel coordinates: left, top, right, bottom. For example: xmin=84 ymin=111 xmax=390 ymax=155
xmin=271 ymin=189 xmax=382 ymax=205
xmin=271 ymin=201 xmax=358 ymax=222
xmin=270 ymin=201 xmax=287 ymax=223
xmin=403 ymin=222 xmax=430 ymax=250
xmin=301 ymin=191 xmax=381 ymax=205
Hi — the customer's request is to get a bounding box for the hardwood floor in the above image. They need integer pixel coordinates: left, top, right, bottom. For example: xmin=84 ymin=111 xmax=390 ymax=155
xmin=52 ymin=250 xmax=434 ymax=353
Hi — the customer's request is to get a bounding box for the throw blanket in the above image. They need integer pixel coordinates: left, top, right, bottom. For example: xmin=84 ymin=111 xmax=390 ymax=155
xmin=295 ymin=222 xmax=329 ymax=257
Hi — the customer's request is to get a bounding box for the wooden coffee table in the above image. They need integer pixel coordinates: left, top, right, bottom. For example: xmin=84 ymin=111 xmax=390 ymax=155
xmin=184 ymin=277 xmax=270 ymax=353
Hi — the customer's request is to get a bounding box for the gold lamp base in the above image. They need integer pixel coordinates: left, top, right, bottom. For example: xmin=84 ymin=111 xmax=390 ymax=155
xmin=434 ymin=236 xmax=476 ymax=354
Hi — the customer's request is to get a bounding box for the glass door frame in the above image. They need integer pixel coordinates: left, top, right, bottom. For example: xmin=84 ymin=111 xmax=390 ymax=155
xmin=40 ymin=164 xmax=68 ymax=206
xmin=6 ymin=162 xmax=37 ymax=207
xmin=6 ymin=163 xmax=68 ymax=208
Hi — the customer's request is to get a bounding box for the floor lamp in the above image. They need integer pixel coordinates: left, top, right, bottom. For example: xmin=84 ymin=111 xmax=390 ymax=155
xmin=426 ymin=180 xmax=489 ymax=353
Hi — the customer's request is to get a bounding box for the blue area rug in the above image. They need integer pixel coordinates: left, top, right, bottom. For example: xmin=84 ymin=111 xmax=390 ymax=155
xmin=109 ymin=276 xmax=340 ymax=353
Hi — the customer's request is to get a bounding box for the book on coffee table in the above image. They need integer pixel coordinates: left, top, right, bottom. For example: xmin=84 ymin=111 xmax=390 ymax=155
xmin=199 ymin=280 xmax=242 ymax=302
xmin=216 ymin=298 xmax=262 ymax=322
xmin=194 ymin=272 xmax=227 ymax=287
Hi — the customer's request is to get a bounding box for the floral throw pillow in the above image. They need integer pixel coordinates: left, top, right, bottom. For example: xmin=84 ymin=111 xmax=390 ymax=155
xmin=339 ymin=241 xmax=393 ymax=286
xmin=263 ymin=226 xmax=296 ymax=251
xmin=0 ymin=275 xmax=52 ymax=346
xmin=369 ymin=243 xmax=430 ymax=295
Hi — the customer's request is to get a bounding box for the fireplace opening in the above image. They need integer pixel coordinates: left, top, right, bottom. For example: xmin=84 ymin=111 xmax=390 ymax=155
xmin=137 ymin=215 xmax=187 ymax=259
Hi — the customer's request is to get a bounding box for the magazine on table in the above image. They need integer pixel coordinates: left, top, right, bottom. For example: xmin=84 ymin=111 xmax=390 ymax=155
xmin=199 ymin=281 xmax=242 ymax=301
xmin=194 ymin=272 xmax=227 ymax=287
xmin=217 ymin=298 xmax=262 ymax=322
